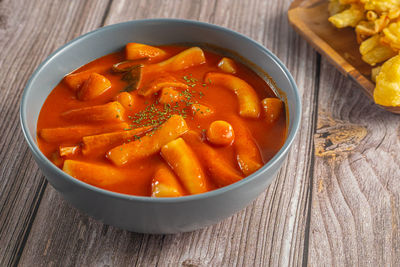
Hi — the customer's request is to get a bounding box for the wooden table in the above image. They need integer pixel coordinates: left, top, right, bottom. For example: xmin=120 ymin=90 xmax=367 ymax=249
xmin=1 ymin=0 xmax=399 ymax=266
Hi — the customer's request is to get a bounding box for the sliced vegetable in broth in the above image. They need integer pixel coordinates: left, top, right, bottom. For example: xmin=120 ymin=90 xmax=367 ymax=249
xmin=37 ymin=43 xmax=286 ymax=197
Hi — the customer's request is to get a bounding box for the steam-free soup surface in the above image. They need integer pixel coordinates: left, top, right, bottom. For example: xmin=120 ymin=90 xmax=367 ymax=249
xmin=37 ymin=44 xmax=286 ymax=197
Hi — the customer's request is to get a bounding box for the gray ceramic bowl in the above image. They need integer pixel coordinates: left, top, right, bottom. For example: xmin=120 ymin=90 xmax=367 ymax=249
xmin=20 ymin=19 xmax=301 ymax=234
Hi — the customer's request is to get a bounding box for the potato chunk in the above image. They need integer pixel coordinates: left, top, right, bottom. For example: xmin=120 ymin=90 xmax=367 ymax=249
xmin=205 ymin=72 xmax=260 ymax=118
xmin=78 ymin=73 xmax=111 ymax=100
xmin=107 ymin=115 xmax=189 ymax=166
xmin=217 ymin=57 xmax=237 ymax=74
xmin=229 ymin=116 xmax=263 ymax=175
xmin=328 ymin=0 xmax=348 ymax=16
xmin=360 ymin=34 xmax=381 ymax=55
xmin=382 ymin=22 xmax=400 ymax=52
xmin=114 ymin=92 xmax=135 ymax=110
xmin=125 ymin=43 xmax=167 ymax=62
xmin=328 ymin=5 xmax=364 ymax=28
xmin=61 ymin=101 xmax=125 ymax=123
xmin=362 ymin=43 xmax=396 ymax=66
xmin=161 ymin=137 xmax=208 ymax=194
xmin=359 ymin=35 xmax=396 ymax=66
xmin=261 ymin=98 xmax=284 ymax=123
xmin=183 ymin=131 xmax=243 ymax=187
xmin=64 ymin=70 xmax=93 ymax=91
xmin=63 ymin=160 xmax=126 ymax=187
xmin=63 ymin=66 xmax=109 ymax=91
xmin=151 ymin=164 xmax=185 ymax=197
xmin=371 ymin=65 xmax=382 ymax=83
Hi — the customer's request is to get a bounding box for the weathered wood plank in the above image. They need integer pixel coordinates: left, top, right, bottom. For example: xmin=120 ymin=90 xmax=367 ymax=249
xmin=0 ymin=0 xmax=111 ymax=266
xmin=308 ymin=58 xmax=400 ymax=266
xmin=16 ymin=0 xmax=318 ymax=266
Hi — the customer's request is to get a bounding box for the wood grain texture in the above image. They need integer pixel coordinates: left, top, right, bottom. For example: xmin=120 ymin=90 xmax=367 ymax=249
xmin=309 ymin=58 xmax=400 ymax=266
xmin=0 ymin=0 xmax=111 ymax=266
xmin=4 ymin=0 xmax=398 ymax=266
xmin=15 ymin=0 xmax=318 ymax=266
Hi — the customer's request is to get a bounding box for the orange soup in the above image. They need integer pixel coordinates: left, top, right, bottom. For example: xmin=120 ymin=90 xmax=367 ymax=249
xmin=37 ymin=44 xmax=286 ymax=197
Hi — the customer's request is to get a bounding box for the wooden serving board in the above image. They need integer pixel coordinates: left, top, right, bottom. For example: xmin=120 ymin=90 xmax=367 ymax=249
xmin=288 ymin=0 xmax=400 ymax=114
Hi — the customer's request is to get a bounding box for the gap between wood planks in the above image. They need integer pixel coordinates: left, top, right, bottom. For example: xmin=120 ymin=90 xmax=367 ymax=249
xmin=301 ymin=53 xmax=321 ymax=267
xmin=11 ymin=178 xmax=47 ymax=267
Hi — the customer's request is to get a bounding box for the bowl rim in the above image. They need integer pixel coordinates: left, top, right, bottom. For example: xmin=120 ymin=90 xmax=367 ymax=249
xmin=20 ymin=18 xmax=301 ymax=203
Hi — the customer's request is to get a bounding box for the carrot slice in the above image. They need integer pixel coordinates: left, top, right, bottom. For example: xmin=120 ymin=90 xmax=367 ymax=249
xmin=107 ymin=115 xmax=189 ymax=166
xmin=63 ymin=66 xmax=109 ymax=91
xmin=183 ymin=131 xmax=243 ymax=187
xmin=63 ymin=160 xmax=126 ymax=187
xmin=125 ymin=43 xmax=167 ymax=62
xmin=63 ymin=70 xmax=93 ymax=91
xmin=39 ymin=122 xmax=129 ymax=143
xmin=114 ymin=92 xmax=135 ymax=110
xmin=217 ymin=57 xmax=237 ymax=74
xmin=151 ymin=163 xmax=185 ymax=197
xmin=261 ymin=98 xmax=284 ymax=123
xmin=147 ymin=47 xmax=206 ymax=72
xmin=205 ymin=72 xmax=260 ymax=118
xmin=59 ymin=145 xmax=80 ymax=157
xmin=61 ymin=101 xmax=125 ymax=123
xmin=161 ymin=137 xmax=208 ymax=194
xmin=229 ymin=116 xmax=263 ymax=176
xmin=77 ymin=73 xmax=111 ymax=101
xmin=82 ymin=126 xmax=152 ymax=156
xmin=137 ymin=73 xmax=188 ymax=97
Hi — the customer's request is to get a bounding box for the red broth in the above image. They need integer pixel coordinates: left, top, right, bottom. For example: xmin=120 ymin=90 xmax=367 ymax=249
xmin=37 ymin=44 xmax=286 ymax=197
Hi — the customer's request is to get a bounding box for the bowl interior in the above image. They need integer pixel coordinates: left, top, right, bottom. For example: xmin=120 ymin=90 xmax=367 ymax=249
xmin=20 ymin=19 xmax=301 ymax=201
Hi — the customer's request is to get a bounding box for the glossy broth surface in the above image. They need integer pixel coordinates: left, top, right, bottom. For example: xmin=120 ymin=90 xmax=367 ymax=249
xmin=37 ymin=45 xmax=286 ymax=196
